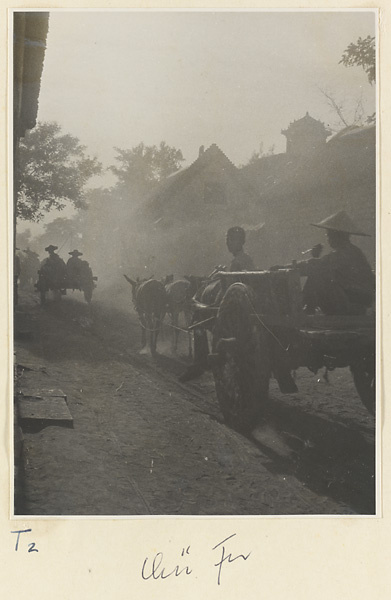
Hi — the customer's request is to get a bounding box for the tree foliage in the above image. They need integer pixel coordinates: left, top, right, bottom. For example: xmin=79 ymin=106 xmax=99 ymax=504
xmin=34 ymin=216 xmax=84 ymax=253
xmin=109 ymin=141 xmax=184 ymax=195
xmin=17 ymin=122 xmax=102 ymax=222
xmin=340 ymin=35 xmax=375 ymax=84
xmin=15 ymin=228 xmax=32 ymax=251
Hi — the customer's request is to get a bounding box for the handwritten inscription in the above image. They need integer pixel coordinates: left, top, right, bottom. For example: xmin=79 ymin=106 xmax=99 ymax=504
xmin=11 ymin=529 xmax=39 ymax=553
xmin=10 ymin=528 xmax=250 ymax=583
xmin=141 ymin=533 xmax=250 ymax=585
xmin=142 ymin=546 xmax=192 ymax=580
xmin=212 ymin=533 xmax=251 ymax=585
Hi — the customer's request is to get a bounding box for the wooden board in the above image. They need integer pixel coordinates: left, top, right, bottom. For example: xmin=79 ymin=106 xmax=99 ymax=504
xmin=19 ymin=388 xmax=67 ymax=404
xmin=17 ymin=396 xmax=73 ymax=427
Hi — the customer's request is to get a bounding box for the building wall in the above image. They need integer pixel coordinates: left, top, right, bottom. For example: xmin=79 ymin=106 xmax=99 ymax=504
xmin=243 ymin=126 xmax=376 ymax=270
xmin=259 ymin=180 xmax=376 ymax=269
xmin=285 ymin=130 xmax=328 ymax=157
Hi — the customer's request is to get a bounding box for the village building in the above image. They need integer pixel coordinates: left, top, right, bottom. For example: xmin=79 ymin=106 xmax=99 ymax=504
xmin=136 ymin=143 xmax=262 ymax=276
xmin=241 ymin=116 xmax=376 ymax=269
xmin=83 ymin=113 xmax=376 ymax=281
xmin=281 ymin=111 xmax=332 ymax=157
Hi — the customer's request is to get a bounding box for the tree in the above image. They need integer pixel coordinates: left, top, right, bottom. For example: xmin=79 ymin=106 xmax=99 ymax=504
xmin=245 ymin=142 xmax=276 ymax=166
xmin=15 ymin=228 xmax=32 ymax=251
xmin=317 ymin=86 xmax=366 ymax=130
xmin=34 ymin=215 xmax=84 ymax=253
xmin=109 ymin=141 xmax=184 ymax=197
xmin=340 ymin=35 xmax=375 ymax=84
xmin=153 ymin=141 xmax=185 ymax=180
xmin=17 ymin=121 xmax=102 ymax=222
xmin=317 ymin=34 xmax=376 ymax=130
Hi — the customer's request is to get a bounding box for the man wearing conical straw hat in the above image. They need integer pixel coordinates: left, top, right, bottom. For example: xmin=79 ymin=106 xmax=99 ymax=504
xmin=274 ymin=210 xmax=375 ymax=315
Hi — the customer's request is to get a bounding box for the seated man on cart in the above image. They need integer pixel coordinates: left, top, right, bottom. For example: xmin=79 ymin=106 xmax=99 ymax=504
xmin=67 ymin=249 xmax=89 ymax=288
xmin=180 ymin=226 xmax=255 ymax=382
xmin=226 ymin=226 xmax=255 ymax=272
xmin=272 ymin=211 xmax=375 ymax=316
xmin=39 ymin=244 xmax=67 ymax=289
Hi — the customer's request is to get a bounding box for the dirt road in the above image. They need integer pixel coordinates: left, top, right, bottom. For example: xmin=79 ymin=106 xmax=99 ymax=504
xmin=14 ymin=288 xmax=375 ymax=515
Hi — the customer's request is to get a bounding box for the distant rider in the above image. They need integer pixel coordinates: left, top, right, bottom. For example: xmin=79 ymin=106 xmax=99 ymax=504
xmin=20 ymin=248 xmax=40 ymax=289
xmin=67 ymin=249 xmax=85 ymax=287
xmin=40 ymin=245 xmax=67 ymax=288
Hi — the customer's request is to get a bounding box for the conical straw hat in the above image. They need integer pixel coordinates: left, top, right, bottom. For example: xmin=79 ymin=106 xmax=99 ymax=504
xmin=311 ymin=210 xmax=369 ymax=236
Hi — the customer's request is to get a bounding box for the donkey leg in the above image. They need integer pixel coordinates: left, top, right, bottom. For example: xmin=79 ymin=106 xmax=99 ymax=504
xmin=185 ymin=311 xmax=193 ymax=358
xmin=140 ymin=313 xmax=147 ymax=349
xmin=150 ymin=313 xmax=159 ymax=356
xmin=173 ymin=312 xmax=179 ymax=354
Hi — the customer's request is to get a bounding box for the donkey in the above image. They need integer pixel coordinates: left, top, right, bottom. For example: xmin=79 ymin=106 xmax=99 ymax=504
xmin=123 ymin=275 xmax=167 ymax=356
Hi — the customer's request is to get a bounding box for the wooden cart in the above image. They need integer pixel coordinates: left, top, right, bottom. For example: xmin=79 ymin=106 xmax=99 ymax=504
xmin=208 ymin=270 xmax=375 ymax=433
xmin=35 ymin=267 xmax=97 ymax=304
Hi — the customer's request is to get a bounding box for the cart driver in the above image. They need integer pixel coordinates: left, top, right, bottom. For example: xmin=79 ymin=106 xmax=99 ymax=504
xmin=40 ymin=245 xmax=67 ymax=287
xmin=226 ymin=226 xmax=255 ymax=271
xmin=179 ymin=226 xmax=255 ymax=382
xmin=271 ymin=211 xmax=375 ymax=315
xmin=67 ymin=249 xmax=85 ymax=287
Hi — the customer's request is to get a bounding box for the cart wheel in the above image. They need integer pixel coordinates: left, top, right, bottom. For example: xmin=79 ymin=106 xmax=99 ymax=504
xmin=350 ymin=357 xmax=375 ymax=415
xmin=211 ymin=283 xmax=271 ymax=433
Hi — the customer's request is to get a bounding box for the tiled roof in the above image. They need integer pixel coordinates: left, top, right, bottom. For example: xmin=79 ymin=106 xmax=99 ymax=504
xmin=282 ymin=112 xmax=332 ymax=136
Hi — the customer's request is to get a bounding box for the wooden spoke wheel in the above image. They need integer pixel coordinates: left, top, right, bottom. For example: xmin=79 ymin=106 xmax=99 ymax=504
xmin=350 ymin=354 xmax=375 ymax=415
xmin=211 ymin=283 xmax=271 ymax=433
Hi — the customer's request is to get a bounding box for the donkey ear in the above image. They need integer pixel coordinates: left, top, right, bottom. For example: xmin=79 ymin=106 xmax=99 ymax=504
xmin=123 ymin=274 xmax=136 ymax=286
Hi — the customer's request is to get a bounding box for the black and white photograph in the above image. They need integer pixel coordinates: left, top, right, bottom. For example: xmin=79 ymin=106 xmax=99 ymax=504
xmin=12 ymin=9 xmax=377 ymax=517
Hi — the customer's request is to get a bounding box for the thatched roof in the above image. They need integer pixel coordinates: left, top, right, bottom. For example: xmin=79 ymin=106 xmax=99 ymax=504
xmin=143 ymin=143 xmax=260 ymax=221
xmin=14 ymin=12 xmax=50 ymax=138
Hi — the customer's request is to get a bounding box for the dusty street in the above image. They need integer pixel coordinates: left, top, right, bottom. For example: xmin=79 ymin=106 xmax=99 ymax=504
xmin=14 ymin=288 xmax=375 ymax=516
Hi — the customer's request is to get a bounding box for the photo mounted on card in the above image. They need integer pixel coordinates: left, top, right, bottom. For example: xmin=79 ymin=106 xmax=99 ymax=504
xmin=12 ymin=9 xmax=378 ymax=518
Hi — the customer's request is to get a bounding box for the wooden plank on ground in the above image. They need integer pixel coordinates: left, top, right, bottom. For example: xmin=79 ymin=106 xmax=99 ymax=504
xmin=17 ymin=396 xmax=73 ymax=428
xmin=19 ymin=388 xmax=67 ymax=403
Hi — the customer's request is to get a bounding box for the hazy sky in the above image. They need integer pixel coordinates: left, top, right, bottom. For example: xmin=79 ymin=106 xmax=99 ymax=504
xmin=37 ymin=10 xmax=376 ymax=175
